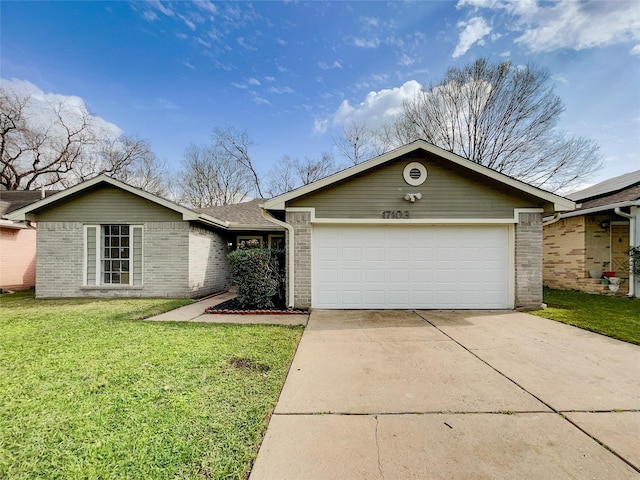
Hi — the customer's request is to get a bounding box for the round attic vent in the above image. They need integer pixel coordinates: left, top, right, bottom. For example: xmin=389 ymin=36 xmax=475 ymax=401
xmin=403 ymin=162 xmax=427 ymax=186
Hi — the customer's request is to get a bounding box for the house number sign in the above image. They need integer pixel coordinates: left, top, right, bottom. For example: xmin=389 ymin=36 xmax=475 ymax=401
xmin=381 ymin=210 xmax=410 ymax=219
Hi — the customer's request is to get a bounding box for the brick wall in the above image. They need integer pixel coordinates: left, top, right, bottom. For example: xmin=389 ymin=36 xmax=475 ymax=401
xmin=286 ymin=210 xmax=312 ymax=309
xmin=543 ymin=217 xmax=586 ymax=290
xmin=36 ymin=221 xmax=191 ymax=298
xmin=188 ymin=224 xmax=230 ymax=297
xmin=515 ymin=212 xmax=543 ymax=308
xmin=0 ymin=227 xmax=36 ymax=290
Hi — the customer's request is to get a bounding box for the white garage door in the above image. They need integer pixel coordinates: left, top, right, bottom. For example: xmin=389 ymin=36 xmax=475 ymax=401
xmin=312 ymin=225 xmax=510 ymax=309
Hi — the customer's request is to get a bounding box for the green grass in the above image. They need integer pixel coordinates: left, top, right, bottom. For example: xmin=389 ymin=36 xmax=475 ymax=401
xmin=532 ymin=288 xmax=640 ymax=345
xmin=0 ymin=292 xmax=303 ymax=479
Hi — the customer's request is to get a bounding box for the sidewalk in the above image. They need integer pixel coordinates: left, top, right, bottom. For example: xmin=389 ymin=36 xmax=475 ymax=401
xmin=146 ymin=292 xmax=308 ymax=326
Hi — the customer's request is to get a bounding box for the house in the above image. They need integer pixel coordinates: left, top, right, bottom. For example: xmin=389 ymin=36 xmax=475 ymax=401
xmin=6 ymin=175 xmax=283 ymax=298
xmin=8 ymin=140 xmax=574 ymax=308
xmin=262 ymin=140 xmax=574 ymax=310
xmin=543 ymin=170 xmax=640 ymax=298
xmin=0 ymin=190 xmax=56 ymax=291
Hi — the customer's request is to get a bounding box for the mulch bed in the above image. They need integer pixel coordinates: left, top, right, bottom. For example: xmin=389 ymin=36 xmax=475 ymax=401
xmin=205 ymin=298 xmax=308 ymax=315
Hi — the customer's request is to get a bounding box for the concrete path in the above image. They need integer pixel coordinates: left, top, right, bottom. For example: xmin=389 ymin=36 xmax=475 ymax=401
xmin=145 ymin=292 xmax=308 ymax=326
xmin=250 ymin=310 xmax=640 ymax=479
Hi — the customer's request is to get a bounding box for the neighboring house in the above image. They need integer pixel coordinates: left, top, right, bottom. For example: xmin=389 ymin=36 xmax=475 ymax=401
xmin=6 ymin=175 xmax=283 ymax=298
xmin=543 ymin=170 xmax=640 ymax=298
xmin=0 ymin=190 xmax=56 ymax=291
xmin=262 ymin=140 xmax=574 ymax=310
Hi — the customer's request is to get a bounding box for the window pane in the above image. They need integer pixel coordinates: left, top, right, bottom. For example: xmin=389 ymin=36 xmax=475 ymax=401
xmin=103 ymin=272 xmax=111 ymax=283
xmin=104 ymin=237 xmax=110 ymax=247
xmin=121 ymin=261 xmax=130 ymax=272
xmin=111 ymin=248 xmax=119 ymax=258
xmin=112 ymin=273 xmax=120 ymax=284
xmin=112 ymin=225 xmax=120 ymax=235
xmin=121 ymin=248 xmax=129 ymax=259
xmin=121 ymin=237 xmax=129 ymax=247
xmin=121 ymin=225 xmax=129 ymax=235
xmin=111 ymin=237 xmax=120 ymax=247
xmin=104 ymin=248 xmax=110 ymax=258
xmin=112 ymin=260 xmax=120 ymax=271
xmin=121 ymin=273 xmax=129 ymax=284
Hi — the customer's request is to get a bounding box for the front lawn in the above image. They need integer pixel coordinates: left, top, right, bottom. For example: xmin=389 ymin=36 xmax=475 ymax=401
xmin=532 ymin=288 xmax=640 ymax=345
xmin=0 ymin=292 xmax=302 ymax=479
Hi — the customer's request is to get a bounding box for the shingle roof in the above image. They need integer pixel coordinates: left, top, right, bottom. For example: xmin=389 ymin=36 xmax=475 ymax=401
xmin=568 ymin=170 xmax=640 ymax=202
xmin=194 ymin=199 xmax=283 ymax=230
xmin=0 ymin=190 xmax=57 ymax=218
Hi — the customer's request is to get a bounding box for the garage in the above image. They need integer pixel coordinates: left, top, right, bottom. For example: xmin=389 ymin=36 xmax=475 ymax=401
xmin=312 ymin=224 xmax=510 ymax=309
xmin=262 ymin=140 xmax=575 ymax=310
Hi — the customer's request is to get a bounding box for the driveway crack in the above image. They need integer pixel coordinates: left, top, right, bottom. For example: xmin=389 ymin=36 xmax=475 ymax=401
xmin=374 ymin=414 xmax=385 ymax=480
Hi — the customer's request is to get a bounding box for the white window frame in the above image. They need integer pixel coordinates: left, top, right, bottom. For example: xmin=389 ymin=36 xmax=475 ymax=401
xmin=84 ymin=224 xmax=143 ymax=287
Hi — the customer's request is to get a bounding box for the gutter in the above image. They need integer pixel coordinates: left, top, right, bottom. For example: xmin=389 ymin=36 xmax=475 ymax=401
xmin=558 ymin=200 xmax=636 ymax=219
xmin=542 ymin=213 xmax=562 ymax=227
xmin=614 ymin=206 xmax=637 ymax=298
xmin=260 ymin=207 xmax=295 ymax=309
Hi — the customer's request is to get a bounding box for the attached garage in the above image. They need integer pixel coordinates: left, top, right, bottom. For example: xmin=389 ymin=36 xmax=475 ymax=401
xmin=312 ymin=224 xmax=510 ymax=309
xmin=262 ymin=140 xmax=575 ymax=311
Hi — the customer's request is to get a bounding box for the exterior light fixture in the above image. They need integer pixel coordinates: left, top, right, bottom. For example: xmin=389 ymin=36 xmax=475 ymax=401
xmin=404 ymin=193 xmax=422 ymax=203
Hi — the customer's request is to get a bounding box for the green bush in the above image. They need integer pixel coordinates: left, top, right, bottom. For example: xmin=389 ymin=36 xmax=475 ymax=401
xmin=228 ymin=248 xmax=284 ymax=309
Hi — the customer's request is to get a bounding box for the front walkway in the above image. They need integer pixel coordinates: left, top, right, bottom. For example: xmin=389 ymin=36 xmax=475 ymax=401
xmin=249 ymin=309 xmax=640 ymax=479
xmin=146 ymin=292 xmax=308 ymax=326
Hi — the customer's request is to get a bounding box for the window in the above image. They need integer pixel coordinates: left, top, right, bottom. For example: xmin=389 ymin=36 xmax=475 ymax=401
xmin=236 ymin=235 xmax=263 ymax=249
xmin=85 ymin=224 xmax=143 ymax=286
xmin=102 ymin=225 xmax=130 ymax=284
xmin=268 ymin=234 xmax=285 ymax=250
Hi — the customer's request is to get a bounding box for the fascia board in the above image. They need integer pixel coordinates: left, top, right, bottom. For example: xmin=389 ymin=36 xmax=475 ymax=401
xmin=262 ymin=140 xmax=575 ymax=213
xmin=559 ymin=200 xmax=637 ymax=219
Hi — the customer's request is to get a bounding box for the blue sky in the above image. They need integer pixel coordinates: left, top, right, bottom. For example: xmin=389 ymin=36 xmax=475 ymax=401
xmin=2 ymin=0 xmax=639 ymax=190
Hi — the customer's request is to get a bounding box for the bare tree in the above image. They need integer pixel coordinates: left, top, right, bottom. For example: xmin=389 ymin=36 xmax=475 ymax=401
xmin=212 ymin=126 xmax=264 ymax=198
xmin=0 ymin=86 xmax=168 ymax=192
xmin=333 ymin=121 xmax=377 ymax=165
xmin=267 ymin=152 xmax=337 ymax=197
xmin=395 ymin=58 xmax=601 ymax=190
xmin=177 ymin=143 xmax=253 ymax=207
xmin=1 ymin=87 xmax=97 ymax=190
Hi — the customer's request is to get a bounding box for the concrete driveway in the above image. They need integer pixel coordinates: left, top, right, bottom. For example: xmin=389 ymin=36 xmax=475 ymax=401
xmin=250 ymin=310 xmax=640 ymax=479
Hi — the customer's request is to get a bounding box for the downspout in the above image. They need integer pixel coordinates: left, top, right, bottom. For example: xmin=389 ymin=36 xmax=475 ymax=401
xmin=614 ymin=207 xmax=636 ymax=298
xmin=261 ymin=207 xmax=295 ymax=309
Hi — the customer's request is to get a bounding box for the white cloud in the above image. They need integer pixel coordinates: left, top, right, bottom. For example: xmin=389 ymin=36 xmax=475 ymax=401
xmin=458 ymin=0 xmax=640 ymax=53
xmin=515 ymin=1 xmax=640 ymax=52
xmin=331 ymin=80 xmax=423 ymax=128
xmin=632 ymin=45 xmax=640 ymax=55
xmin=194 ymin=1 xmax=218 ymax=16
xmin=453 ymin=16 xmax=491 ymax=58
xmin=248 ymin=77 xmax=261 ymax=86
xmin=313 ymin=117 xmax=329 ymax=134
xmin=264 ymin=76 xmax=276 ymax=82
xmin=354 ymin=37 xmax=380 ymax=48
xmin=143 ymin=10 xmax=158 ymax=22
xmin=318 ymin=61 xmax=342 ymax=70
xmin=270 ymin=86 xmax=293 ymax=94
xmin=147 ymin=0 xmax=174 ymax=17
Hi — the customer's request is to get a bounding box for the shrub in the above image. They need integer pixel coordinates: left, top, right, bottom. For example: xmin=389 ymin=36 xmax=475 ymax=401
xmin=228 ymin=248 xmax=284 ymax=309
xmin=630 ymin=246 xmax=640 ymax=275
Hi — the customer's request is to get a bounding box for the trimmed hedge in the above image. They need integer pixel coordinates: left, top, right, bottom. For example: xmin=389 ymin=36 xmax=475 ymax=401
xmin=228 ymin=248 xmax=285 ymax=309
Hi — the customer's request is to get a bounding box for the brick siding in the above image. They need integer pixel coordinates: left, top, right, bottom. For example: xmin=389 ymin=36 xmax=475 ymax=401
xmin=36 ymin=221 xmax=191 ymax=298
xmin=515 ymin=212 xmax=543 ymax=309
xmin=188 ymin=224 xmax=230 ymax=297
xmin=286 ymin=210 xmax=312 ymax=309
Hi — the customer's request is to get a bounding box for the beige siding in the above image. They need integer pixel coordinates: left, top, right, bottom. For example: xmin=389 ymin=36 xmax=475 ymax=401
xmin=36 ymin=186 xmax=182 ymax=222
xmin=289 ymin=153 xmax=542 ymax=219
